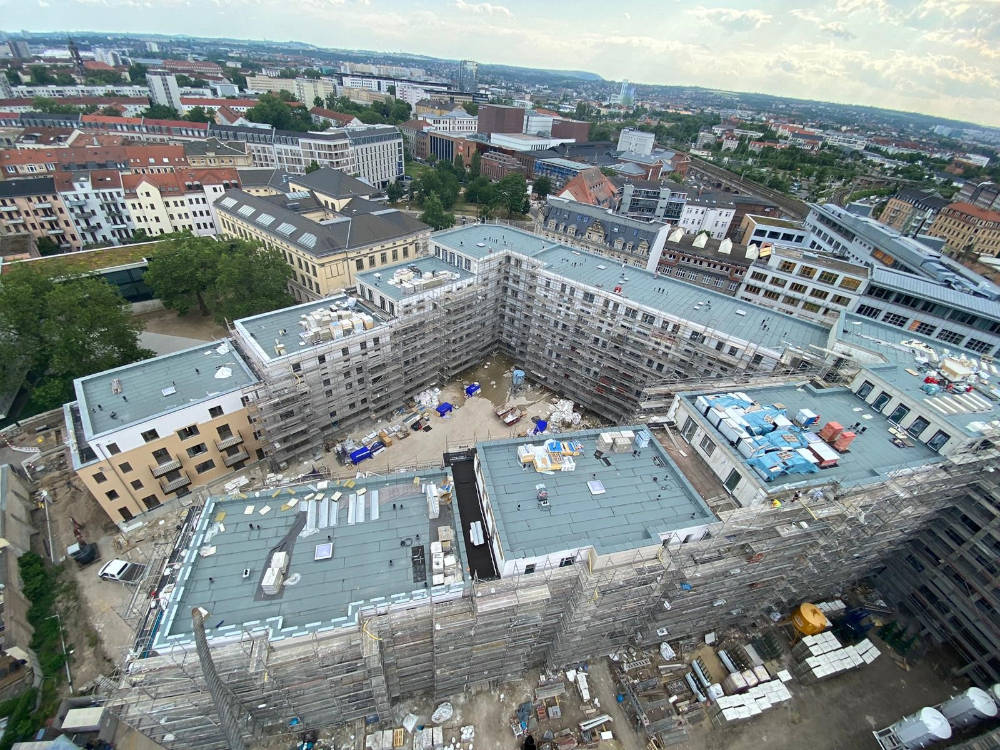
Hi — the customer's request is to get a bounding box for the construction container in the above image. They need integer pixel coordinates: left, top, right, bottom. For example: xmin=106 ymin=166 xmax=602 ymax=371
xmin=833 ymin=431 xmax=856 ymax=451
xmin=723 ymin=672 xmax=747 ymax=694
xmin=809 ymin=442 xmax=840 ymax=468
xmin=890 ymin=707 xmax=952 ymax=749
xmin=794 ymin=408 xmax=819 ymax=428
xmin=707 ymin=408 xmax=726 ymax=428
xmin=938 ymin=687 xmax=998 ymax=729
xmin=818 ymin=421 xmax=844 ymax=442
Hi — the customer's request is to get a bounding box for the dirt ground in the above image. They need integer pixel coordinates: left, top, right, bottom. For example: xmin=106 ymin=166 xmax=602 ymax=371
xmin=135 ymin=307 xmax=229 ymax=341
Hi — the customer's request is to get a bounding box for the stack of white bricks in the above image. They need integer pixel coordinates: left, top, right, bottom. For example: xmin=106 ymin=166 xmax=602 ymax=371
xmin=710 ymin=679 xmax=792 ymax=726
xmin=793 ymin=635 xmax=880 ymax=683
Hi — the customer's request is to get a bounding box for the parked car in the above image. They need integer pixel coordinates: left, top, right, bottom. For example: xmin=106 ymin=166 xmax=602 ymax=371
xmin=98 ymin=559 xmax=147 ymax=583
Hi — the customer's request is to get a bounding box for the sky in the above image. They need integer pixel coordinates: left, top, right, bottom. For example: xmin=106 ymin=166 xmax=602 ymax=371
xmin=4 ymin=0 xmax=1000 ymax=127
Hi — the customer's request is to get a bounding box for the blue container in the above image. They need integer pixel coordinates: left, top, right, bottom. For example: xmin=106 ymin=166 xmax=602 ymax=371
xmin=349 ymin=447 xmax=372 ymax=464
xmin=512 ymin=369 xmax=525 ymax=386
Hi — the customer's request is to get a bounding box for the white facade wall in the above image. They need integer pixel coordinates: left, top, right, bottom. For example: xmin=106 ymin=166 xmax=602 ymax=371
xmin=11 ymin=84 xmax=150 ymax=98
xmin=60 ymin=179 xmax=133 ymax=246
xmin=617 ymin=128 xmax=655 ymax=155
xmin=147 ymin=71 xmax=183 ymax=112
xmin=679 ymin=203 xmax=735 ymax=239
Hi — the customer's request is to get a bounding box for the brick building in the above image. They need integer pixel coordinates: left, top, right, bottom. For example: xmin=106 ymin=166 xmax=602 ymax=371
xmin=476 ymin=105 xmax=525 ymax=135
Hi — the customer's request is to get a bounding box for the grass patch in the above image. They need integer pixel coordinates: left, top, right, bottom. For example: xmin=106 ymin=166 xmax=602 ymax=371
xmin=13 ymin=240 xmax=167 ymax=276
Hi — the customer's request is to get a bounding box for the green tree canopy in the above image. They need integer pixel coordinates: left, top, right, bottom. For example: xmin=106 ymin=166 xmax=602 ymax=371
xmin=0 ymin=266 xmax=151 ymax=411
xmin=386 ymin=180 xmax=405 ymax=203
xmin=84 ymin=69 xmax=123 ymax=86
xmin=99 ymin=105 xmax=122 ymax=117
xmin=142 ymin=103 xmax=180 ymax=120
xmin=144 ymin=234 xmax=293 ymax=323
xmin=462 ymin=102 xmax=479 ymax=116
xmin=4 ymin=68 xmax=23 ymax=86
xmin=28 ymin=65 xmax=54 ymax=85
xmin=222 ymin=67 xmax=247 ymax=90
xmin=419 ymin=193 xmax=455 ymax=230
xmin=496 ymin=173 xmax=529 ymax=217
xmin=305 ymin=160 xmax=321 ymax=173
xmin=532 ymin=175 xmax=552 ymax=200
xmin=127 ymin=62 xmax=148 ymax=83
xmin=183 ymin=106 xmax=212 ymax=123
xmin=469 ymin=151 xmax=481 ymax=178
xmin=245 ymin=92 xmax=314 ymax=131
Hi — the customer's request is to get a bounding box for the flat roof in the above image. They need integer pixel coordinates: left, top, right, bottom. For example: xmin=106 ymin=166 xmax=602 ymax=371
xmin=746 ymin=214 xmax=804 ymax=230
xmin=476 ymin=427 xmax=716 ymax=559
xmin=537 ymin=157 xmax=590 ymax=170
xmin=356 ymin=256 xmax=473 ymax=302
xmin=433 ymin=224 xmax=556 ymax=260
xmin=233 ymin=294 xmax=387 ymax=363
xmin=74 ymin=341 xmax=258 ymax=438
xmin=686 ymin=382 xmax=946 ymax=489
xmin=837 ymin=315 xmax=1000 ymax=437
xmin=156 ymin=470 xmax=465 ymax=647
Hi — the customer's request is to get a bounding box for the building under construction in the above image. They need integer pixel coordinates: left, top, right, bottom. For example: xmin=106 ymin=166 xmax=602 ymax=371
xmin=99 ymin=224 xmax=1000 ymax=746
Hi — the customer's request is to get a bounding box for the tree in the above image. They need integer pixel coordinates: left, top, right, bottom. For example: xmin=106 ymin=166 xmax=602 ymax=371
xmin=222 ymin=67 xmax=247 ymax=90
xmin=465 ymin=176 xmax=493 ymax=204
xmin=301 ymin=68 xmax=323 ymax=79
xmin=127 ymin=62 xmax=148 ymax=83
xmin=532 ymin=175 xmax=552 ymax=200
xmin=453 ymin=153 xmax=466 ymax=175
xmin=142 ymin=104 xmax=180 ymax=120
xmin=4 ymin=68 xmax=22 ymax=86
xmin=419 ymin=194 xmax=455 ymax=230
xmin=387 ymin=85 xmax=396 ymax=96
xmin=496 ymin=173 xmax=529 ymax=217
xmin=245 ymin=92 xmax=313 ymax=131
xmin=99 ymin=105 xmax=122 ymax=117
xmin=305 ymin=160 xmax=321 ymax=173
xmin=277 ymin=89 xmax=296 ymax=102
xmin=36 ymin=237 xmax=61 ymax=256
xmin=313 ymin=96 xmax=324 ymax=108
xmin=144 ymin=234 xmax=293 ymax=323
xmin=31 ymin=97 xmax=82 ymax=115
xmin=386 ymin=180 xmax=405 ymax=203
xmin=469 ymin=151 xmax=481 ymax=178
xmin=462 ymin=102 xmax=478 ymax=116
xmin=183 ymin=106 xmax=212 ymax=123
xmin=575 ymin=102 xmax=593 ymax=120
xmin=0 ymin=266 xmax=151 ymax=411
xmin=28 ymin=65 xmax=54 ymax=85
xmin=84 ymin=69 xmax=123 ymax=86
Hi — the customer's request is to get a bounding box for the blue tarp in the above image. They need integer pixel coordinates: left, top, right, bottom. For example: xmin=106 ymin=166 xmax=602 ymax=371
xmin=532 ymin=418 xmax=548 ymax=434
xmin=705 ymin=394 xmax=753 ymax=410
xmin=350 ymin=446 xmax=372 ymax=464
xmin=465 ymin=383 xmax=481 ymax=397
xmin=512 ymin=369 xmax=525 ymax=386
xmin=436 ymin=402 xmax=454 ymax=416
xmin=742 ymin=408 xmax=785 ymax=435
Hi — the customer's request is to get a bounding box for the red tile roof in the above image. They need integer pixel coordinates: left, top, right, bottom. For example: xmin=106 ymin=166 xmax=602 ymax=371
xmin=946 ymin=202 xmax=1000 ymax=223
xmin=309 ymin=107 xmax=360 ymax=126
xmin=121 ymin=167 xmax=240 ymax=195
xmin=83 ymin=60 xmax=118 ymax=72
xmin=181 ymin=97 xmax=259 ymax=109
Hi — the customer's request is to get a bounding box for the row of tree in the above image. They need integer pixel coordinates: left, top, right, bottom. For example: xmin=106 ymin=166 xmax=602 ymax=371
xmin=321 ymin=94 xmax=412 ymax=126
xmin=0 ymin=234 xmax=293 ymax=414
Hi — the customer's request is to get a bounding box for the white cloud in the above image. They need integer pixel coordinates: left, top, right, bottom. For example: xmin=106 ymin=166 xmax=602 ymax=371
xmin=454 ymin=0 xmax=512 ymax=18
xmin=820 ymin=21 xmax=855 ymax=40
xmin=789 ymin=8 xmax=821 ymax=23
xmin=688 ymin=6 xmax=772 ymax=30
xmin=834 ymin=0 xmax=895 ymax=24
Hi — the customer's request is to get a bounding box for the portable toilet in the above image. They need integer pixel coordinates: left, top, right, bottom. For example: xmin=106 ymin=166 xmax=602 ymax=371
xmin=512 ymin=369 xmax=525 ymax=386
xmin=938 ymin=687 xmax=998 ymax=729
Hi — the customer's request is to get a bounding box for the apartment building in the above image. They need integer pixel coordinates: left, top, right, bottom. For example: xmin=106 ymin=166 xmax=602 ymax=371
xmin=533 ymin=158 xmax=591 ymax=187
xmin=54 ymin=170 xmax=133 ymax=246
xmin=557 ymin=167 xmax=618 ymax=209
xmin=0 ymin=144 xmax=188 ymax=178
xmin=616 ymin=178 xmax=687 ymax=223
xmin=927 ymin=202 xmax=1000 ymax=257
xmin=958 ymin=181 xmax=1000 ymax=212
xmin=294 ymin=77 xmax=337 ymax=106
xmin=213 ymin=175 xmax=428 ymax=301
xmin=422 ymin=110 xmax=477 ymax=134
xmin=309 ymin=108 xmax=363 ymax=129
xmin=679 ymin=192 xmax=736 ymax=240
xmin=123 ymin=168 xmax=239 ymax=237
xmin=617 ymin=127 xmax=655 ymax=155
xmin=63 ymin=341 xmax=262 ymax=522
xmin=147 ymin=71 xmax=183 ymax=113
xmin=879 ymin=187 xmax=948 ymax=237
xmin=0 ymin=464 xmax=36 ymax=651
xmin=0 ymin=177 xmax=83 ymax=250
xmin=738 ymin=246 xmax=868 ymax=323
xmin=183 ymin=139 xmax=253 ymax=168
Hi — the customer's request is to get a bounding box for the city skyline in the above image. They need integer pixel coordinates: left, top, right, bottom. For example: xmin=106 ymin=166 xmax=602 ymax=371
xmin=4 ymin=0 xmax=1000 ymax=126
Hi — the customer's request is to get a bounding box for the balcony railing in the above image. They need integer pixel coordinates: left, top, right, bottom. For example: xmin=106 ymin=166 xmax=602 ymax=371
xmin=159 ymin=474 xmax=192 ymax=493
xmin=223 ymin=449 xmax=250 ymax=467
xmin=151 ymin=457 xmax=182 ymax=477
xmin=215 ymin=433 xmax=244 ymax=451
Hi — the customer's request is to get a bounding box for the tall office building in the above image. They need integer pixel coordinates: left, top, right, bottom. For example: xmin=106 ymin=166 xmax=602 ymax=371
xmin=147 ymin=70 xmax=183 ymax=112
xmin=456 ymin=59 xmax=478 ymax=93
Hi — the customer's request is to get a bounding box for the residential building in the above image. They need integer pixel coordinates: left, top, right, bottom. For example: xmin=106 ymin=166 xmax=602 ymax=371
xmin=616 ymin=151 xmax=664 ymax=180
xmin=422 ymin=109 xmax=477 ymax=134
xmin=294 ymin=77 xmax=337 ymax=107
xmin=7 ymin=41 xmax=31 ymax=59
xmin=0 ymin=143 xmax=188 ymax=178
xmin=244 ymin=76 xmax=297 ymax=94
xmin=617 ymin=127 xmax=654 ymax=155
xmin=958 ymin=181 xmax=1000 ymax=212
xmin=533 ymin=158 xmax=591 ymax=187
xmin=63 ymin=341 xmax=263 ymax=522
xmin=927 ymin=202 xmax=1000 ymax=257
xmin=309 ymin=108 xmax=363 ymax=129
xmin=147 ymin=71 xmax=183 ymax=113
xmin=55 ymin=170 xmax=133 ymax=246
xmin=737 ymin=214 xmax=809 ymax=249
xmin=616 ymin=178 xmax=687 ymax=223
xmin=476 ymin=104 xmax=525 ymax=135
xmin=738 ymin=246 xmax=868 ymax=323
xmin=480 ymin=151 xmax=525 ymax=181
xmin=9 ymin=84 xmax=150 ymax=99
xmin=652 ymin=229 xmax=754 ymax=294
xmin=160 ymin=60 xmax=224 ymax=78
xmin=879 ymin=187 xmax=948 ymax=237
xmin=213 ymin=174 xmax=429 ymax=301
xmin=183 ymin=139 xmax=253 ymax=168
xmin=178 ymin=97 xmax=260 ymax=115
xmin=557 ymin=167 xmax=618 ymax=209
xmin=398 ymin=118 xmax=431 ymax=153
xmin=0 ymin=177 xmax=83 ymax=251
xmin=679 ymin=192 xmax=736 ymax=240
xmin=123 ymin=168 xmax=239 ymax=237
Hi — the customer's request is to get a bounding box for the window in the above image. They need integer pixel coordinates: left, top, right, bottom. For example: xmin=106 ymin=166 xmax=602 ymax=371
xmin=152 ymin=447 xmax=171 ymax=463
xmin=802 ymin=302 xmax=821 ymax=313
xmin=523 ymin=564 xmax=536 ymax=574
xmin=93 ymin=471 xmax=107 ymax=484
xmin=882 ymin=312 xmax=908 ymax=327
xmin=809 ymin=288 xmax=829 ymax=300
xmin=913 ymin=322 xmax=936 ymax=336
xmin=936 ymin=329 xmax=964 ymax=345
xmin=699 ymin=435 xmax=716 ymax=456
xmin=355 ymin=258 xmax=364 ymax=270
xmin=209 ymin=405 xmax=223 ymax=418
xmin=750 ymin=271 xmax=768 ymax=282
xmin=907 ymin=416 xmax=929 ymax=438
xmin=195 ymin=459 xmax=216 ymax=474
xmin=559 ymin=557 xmax=575 ymax=567
xmin=119 ymin=461 xmax=133 ymax=473
xmin=177 ymin=425 xmax=199 ymax=440
xmin=830 ymin=295 xmax=851 ymax=306
xmin=797 ymin=265 xmax=817 ymax=279
xmin=119 ymin=507 xmax=134 ymax=522
xmin=770 ymin=277 xmax=786 ymax=287
xmin=789 ymin=282 xmax=807 ymax=294
xmin=856 ymin=304 xmax=882 ymax=319
xmin=888 ymin=404 xmax=910 ymax=424
xmin=140 ymin=428 xmax=159 ymax=442
xmin=186 ymin=443 xmax=208 ymax=458
xmin=723 ymin=469 xmax=741 ymax=492
xmin=778 ymin=260 xmax=796 ymax=273
xmin=927 ymin=430 xmax=950 ymax=452
xmin=872 ymin=392 xmax=892 ymax=411
xmin=141 ymin=495 xmax=161 ymax=510
xmin=857 ymin=380 xmax=874 ymax=399
xmin=965 ymin=338 xmax=992 ymax=354
xmin=130 ymin=479 xmax=144 ymax=490
xmin=318 ymin=354 xmax=326 ymax=365
xmin=839 ymin=277 xmax=862 ymax=291
xmin=106 ymin=489 xmax=119 ymax=501
xmin=817 ymin=270 xmax=838 ymax=285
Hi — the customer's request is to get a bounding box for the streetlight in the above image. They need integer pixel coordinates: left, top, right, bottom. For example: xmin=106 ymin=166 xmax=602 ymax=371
xmin=47 ymin=613 xmax=73 ymax=693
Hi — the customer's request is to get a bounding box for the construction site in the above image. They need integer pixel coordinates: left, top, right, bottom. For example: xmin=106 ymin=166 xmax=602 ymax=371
xmin=26 ymin=224 xmax=1000 ymax=749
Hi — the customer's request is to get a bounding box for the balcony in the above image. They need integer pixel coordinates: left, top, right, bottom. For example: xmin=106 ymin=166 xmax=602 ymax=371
xmin=3 ymin=217 xmax=25 ymax=225
xmin=35 ymin=202 xmax=52 ymax=209
xmin=0 ymin=205 xmax=17 ymax=212
xmin=223 ymin=449 xmax=250 ymax=467
xmin=151 ymin=457 xmax=182 ymax=477
xmin=46 ymin=229 xmax=65 ymax=235
xmin=159 ymin=474 xmax=192 ymax=493
xmin=215 ymin=432 xmax=244 ymax=451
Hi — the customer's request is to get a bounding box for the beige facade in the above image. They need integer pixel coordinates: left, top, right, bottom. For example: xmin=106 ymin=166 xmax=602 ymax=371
xmin=76 ymin=408 xmax=262 ymax=522
xmin=927 ymin=202 xmax=1000 ymax=257
xmin=1 ymin=464 xmax=37 ymax=649
xmin=0 ymin=182 xmax=83 ymax=251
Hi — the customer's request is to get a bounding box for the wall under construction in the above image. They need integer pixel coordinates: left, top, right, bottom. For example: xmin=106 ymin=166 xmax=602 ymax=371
xmin=106 ymin=444 xmax=994 ymax=749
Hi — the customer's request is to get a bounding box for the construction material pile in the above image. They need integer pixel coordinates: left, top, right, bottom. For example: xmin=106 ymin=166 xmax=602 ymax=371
xmin=298 ymin=304 xmax=375 ymax=347
xmin=548 ymin=399 xmax=582 ymax=427
xmin=793 ymin=633 xmax=880 ymax=683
